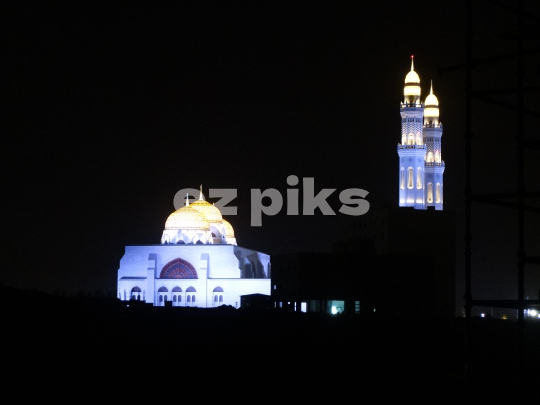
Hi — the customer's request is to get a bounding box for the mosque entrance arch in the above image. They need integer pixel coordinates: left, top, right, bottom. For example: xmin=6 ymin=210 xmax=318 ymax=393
xmin=160 ymin=258 xmax=198 ymax=279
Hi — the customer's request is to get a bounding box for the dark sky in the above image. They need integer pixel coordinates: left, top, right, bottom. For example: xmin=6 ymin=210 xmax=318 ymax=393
xmin=3 ymin=1 xmax=539 ymax=304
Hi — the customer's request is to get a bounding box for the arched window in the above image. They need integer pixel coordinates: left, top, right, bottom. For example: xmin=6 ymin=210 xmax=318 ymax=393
xmin=427 ymin=152 xmax=434 ymax=163
xmin=408 ymin=133 xmax=414 ymax=145
xmin=160 ymin=258 xmax=198 ymax=279
xmin=219 ymin=295 xmax=223 ymax=303
xmin=435 ymin=151 xmax=441 ymax=163
xmin=436 ymin=183 xmax=441 ymax=203
xmin=159 ymin=295 xmax=163 ymax=302
xmin=427 ymin=183 xmax=433 ymax=203
xmin=416 ymin=167 xmax=422 ymax=189
xmin=416 ymin=133 xmax=422 ymax=145
xmin=173 ymin=295 xmax=177 ymax=302
xmin=131 ymin=286 xmax=141 ymax=300
xmin=214 ymin=296 xmax=218 ymax=303
xmin=179 ymin=295 xmax=182 ymax=302
xmin=407 ymin=167 xmax=413 ymax=189
xmin=192 ymin=295 xmax=196 ymax=303
xmin=187 ymin=295 xmax=191 ymax=303
xmin=400 ymin=168 xmax=405 ymax=190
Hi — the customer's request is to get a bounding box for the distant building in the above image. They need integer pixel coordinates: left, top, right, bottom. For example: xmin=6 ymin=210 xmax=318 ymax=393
xmin=273 ymin=207 xmax=456 ymax=318
xmin=398 ymin=56 xmax=445 ymax=210
xmin=241 ymin=293 xmax=272 ymax=310
xmin=117 ymin=187 xmax=270 ymax=307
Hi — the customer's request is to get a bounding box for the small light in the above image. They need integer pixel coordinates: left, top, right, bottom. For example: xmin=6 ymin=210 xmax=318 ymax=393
xmin=530 ymin=309 xmax=538 ymax=317
xmin=480 ymin=313 xmax=485 ymax=318
xmin=331 ymin=306 xmax=337 ymax=315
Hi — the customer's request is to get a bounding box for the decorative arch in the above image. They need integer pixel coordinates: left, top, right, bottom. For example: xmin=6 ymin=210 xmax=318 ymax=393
xmin=172 ymin=286 xmax=182 ymax=292
xmin=213 ymin=287 xmax=224 ymax=292
xmin=158 ymin=286 xmax=168 ymax=292
xmin=131 ymin=287 xmax=141 ymax=292
xmin=160 ymin=258 xmax=198 ymax=279
xmin=186 ymin=286 xmax=196 ymax=292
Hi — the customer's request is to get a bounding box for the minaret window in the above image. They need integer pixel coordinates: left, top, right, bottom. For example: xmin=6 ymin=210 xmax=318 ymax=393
xmin=435 ymin=151 xmax=441 ymax=163
xmin=427 ymin=152 xmax=434 ymax=163
xmin=427 ymin=183 xmax=433 ymax=203
xmin=400 ymin=168 xmax=405 ymax=189
xmin=436 ymin=183 xmax=441 ymax=203
xmin=417 ymin=168 xmax=422 ymax=189
xmin=407 ymin=167 xmax=413 ymax=189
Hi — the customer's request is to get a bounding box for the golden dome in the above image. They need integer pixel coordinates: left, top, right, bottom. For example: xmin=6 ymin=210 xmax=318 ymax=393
xmin=425 ymin=93 xmax=438 ymax=106
xmin=190 ymin=200 xmax=223 ymax=223
xmin=165 ymin=206 xmax=210 ymax=230
xmin=405 ymin=70 xmax=420 ymax=84
xmin=222 ymin=219 xmax=235 ymax=238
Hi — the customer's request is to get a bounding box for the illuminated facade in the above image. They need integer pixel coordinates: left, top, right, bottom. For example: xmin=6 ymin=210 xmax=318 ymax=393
xmin=398 ymin=57 xmax=444 ymax=210
xmin=117 ymin=187 xmax=270 ymax=306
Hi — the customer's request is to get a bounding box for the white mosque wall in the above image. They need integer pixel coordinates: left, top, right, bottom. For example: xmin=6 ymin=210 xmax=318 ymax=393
xmin=117 ymin=244 xmax=270 ymax=307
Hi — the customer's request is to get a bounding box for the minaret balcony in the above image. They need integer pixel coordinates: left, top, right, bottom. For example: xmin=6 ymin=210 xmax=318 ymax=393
xmin=425 ymin=161 xmax=445 ymax=167
xmin=397 ymin=144 xmax=426 ymax=150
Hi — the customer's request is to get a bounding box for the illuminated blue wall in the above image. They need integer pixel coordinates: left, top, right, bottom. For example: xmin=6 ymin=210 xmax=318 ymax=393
xmin=118 ymin=244 xmax=270 ymax=307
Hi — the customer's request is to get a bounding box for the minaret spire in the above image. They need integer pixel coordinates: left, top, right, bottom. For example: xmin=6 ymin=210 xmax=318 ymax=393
xmin=411 ymin=55 xmax=414 ymax=71
xmin=186 ymin=193 xmax=190 ymax=206
xmin=430 ymin=80 xmax=433 ymax=94
xmin=199 ymin=184 xmax=204 ymax=201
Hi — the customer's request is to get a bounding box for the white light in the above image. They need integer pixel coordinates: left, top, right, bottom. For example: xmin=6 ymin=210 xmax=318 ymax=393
xmin=331 ymin=306 xmax=337 ymax=315
xmin=480 ymin=313 xmax=485 ymax=318
xmin=530 ymin=309 xmax=538 ymax=317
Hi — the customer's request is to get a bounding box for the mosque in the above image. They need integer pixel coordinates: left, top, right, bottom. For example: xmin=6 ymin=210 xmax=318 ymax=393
xmin=398 ymin=56 xmax=445 ymax=210
xmin=117 ymin=187 xmax=271 ymax=307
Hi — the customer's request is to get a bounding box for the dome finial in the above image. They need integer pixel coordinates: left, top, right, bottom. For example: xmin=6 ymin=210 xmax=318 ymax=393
xmin=199 ymin=184 xmax=204 ymax=201
xmin=186 ymin=193 xmax=190 ymax=207
xmin=430 ymin=80 xmax=433 ymax=94
xmin=411 ymin=55 xmax=414 ymax=71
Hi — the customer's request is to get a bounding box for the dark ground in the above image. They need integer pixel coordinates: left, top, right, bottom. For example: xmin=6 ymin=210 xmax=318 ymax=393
xmin=2 ymin=284 xmax=539 ymax=403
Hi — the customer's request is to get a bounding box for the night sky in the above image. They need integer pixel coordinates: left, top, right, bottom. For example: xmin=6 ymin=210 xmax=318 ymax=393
xmin=4 ymin=1 xmax=539 ymax=308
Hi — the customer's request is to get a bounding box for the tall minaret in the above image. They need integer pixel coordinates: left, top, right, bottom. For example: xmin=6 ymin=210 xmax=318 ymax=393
xmin=423 ymin=81 xmax=444 ymax=210
xmin=398 ymin=56 xmax=427 ymax=209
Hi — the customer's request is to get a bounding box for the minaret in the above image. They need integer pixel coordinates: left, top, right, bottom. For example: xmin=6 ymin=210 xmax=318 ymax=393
xmin=423 ymin=81 xmax=444 ymax=210
xmin=398 ymin=56 xmax=427 ymax=209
